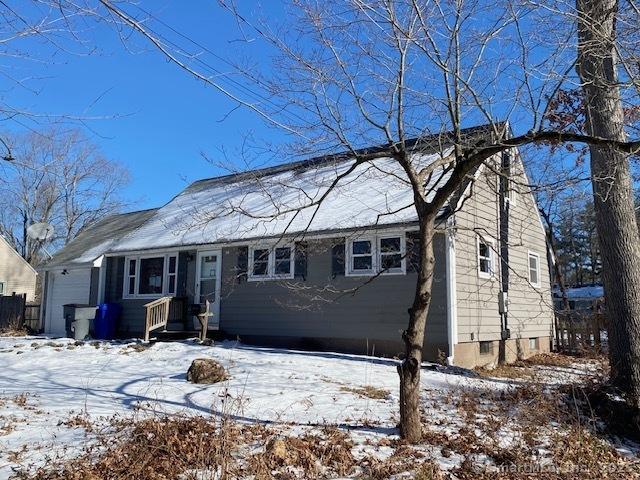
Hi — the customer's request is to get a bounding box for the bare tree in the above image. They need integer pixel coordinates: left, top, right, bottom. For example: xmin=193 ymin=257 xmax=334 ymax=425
xmin=576 ymin=0 xmax=640 ymax=406
xmin=0 ymin=129 xmax=129 ymax=265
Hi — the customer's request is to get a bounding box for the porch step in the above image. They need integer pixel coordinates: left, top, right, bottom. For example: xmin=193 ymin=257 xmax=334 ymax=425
xmin=166 ymin=322 xmax=187 ymax=331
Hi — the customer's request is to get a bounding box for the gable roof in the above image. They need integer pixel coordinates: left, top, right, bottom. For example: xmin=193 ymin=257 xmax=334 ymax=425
xmin=43 ymin=124 xmax=508 ymax=264
xmin=0 ymin=235 xmax=37 ymax=275
xmin=44 ymin=209 xmax=158 ymax=269
xmin=184 ymin=123 xmax=503 ymax=195
xmin=107 ymin=124 xmax=504 ymax=253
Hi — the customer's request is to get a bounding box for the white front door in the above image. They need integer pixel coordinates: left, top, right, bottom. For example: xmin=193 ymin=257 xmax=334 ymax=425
xmin=194 ymin=250 xmax=222 ymax=329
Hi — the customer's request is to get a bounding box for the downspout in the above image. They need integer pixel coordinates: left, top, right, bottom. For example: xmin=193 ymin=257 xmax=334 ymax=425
xmin=445 ymin=216 xmax=458 ymax=366
xmin=498 ymin=150 xmax=512 ymax=363
xmin=40 ymin=270 xmax=49 ymax=334
xmin=94 ymin=255 xmax=107 ymax=305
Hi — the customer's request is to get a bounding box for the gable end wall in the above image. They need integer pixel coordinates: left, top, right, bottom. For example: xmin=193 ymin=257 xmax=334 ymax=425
xmin=453 ymin=154 xmax=554 ymax=362
xmin=0 ymin=238 xmax=37 ymax=301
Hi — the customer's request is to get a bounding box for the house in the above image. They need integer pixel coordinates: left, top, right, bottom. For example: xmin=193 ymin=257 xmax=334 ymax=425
xmin=41 ymin=126 xmax=554 ymax=368
xmin=0 ymin=235 xmax=37 ymax=301
xmin=552 ymin=285 xmax=604 ymax=312
xmin=40 ymin=209 xmax=157 ymax=335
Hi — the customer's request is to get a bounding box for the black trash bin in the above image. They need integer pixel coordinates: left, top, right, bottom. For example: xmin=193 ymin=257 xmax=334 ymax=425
xmin=63 ymin=304 xmax=97 ymax=340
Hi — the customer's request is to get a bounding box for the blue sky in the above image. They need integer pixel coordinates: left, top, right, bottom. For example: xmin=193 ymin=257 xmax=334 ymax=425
xmin=3 ymin=1 xmax=287 ymax=209
xmin=2 ymin=1 xmax=593 ymax=216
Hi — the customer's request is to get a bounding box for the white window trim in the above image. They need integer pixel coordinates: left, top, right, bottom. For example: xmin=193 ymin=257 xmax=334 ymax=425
xmin=248 ymin=244 xmax=295 ymax=281
xmin=507 ymin=185 xmax=518 ymax=206
xmin=346 ymin=233 xmax=406 ymax=277
xmin=477 ymin=235 xmax=496 ymax=279
xmin=123 ymin=253 xmax=179 ymax=299
xmin=528 ymin=251 xmax=541 ymax=288
xmin=346 ymin=237 xmax=376 ymax=277
xmin=0 ymin=281 xmax=4 ymax=295
xmin=378 ymin=235 xmax=406 ymax=275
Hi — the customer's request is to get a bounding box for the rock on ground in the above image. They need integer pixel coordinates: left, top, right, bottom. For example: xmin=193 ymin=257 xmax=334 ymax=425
xmin=186 ymin=358 xmax=228 ymax=384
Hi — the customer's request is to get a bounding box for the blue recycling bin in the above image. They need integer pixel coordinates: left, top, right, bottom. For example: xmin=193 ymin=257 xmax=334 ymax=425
xmin=93 ymin=303 xmax=121 ymax=339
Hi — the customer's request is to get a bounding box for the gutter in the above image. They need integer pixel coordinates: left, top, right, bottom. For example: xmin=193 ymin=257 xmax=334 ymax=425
xmin=104 ymin=222 xmax=451 ymax=258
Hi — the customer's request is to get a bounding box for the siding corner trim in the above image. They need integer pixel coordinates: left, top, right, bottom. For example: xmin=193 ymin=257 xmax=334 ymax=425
xmin=445 ymin=221 xmax=458 ymax=365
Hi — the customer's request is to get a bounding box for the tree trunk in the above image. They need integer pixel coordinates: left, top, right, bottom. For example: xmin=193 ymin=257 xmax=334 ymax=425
xmin=541 ymin=214 xmax=570 ymax=311
xmin=398 ymin=215 xmax=436 ymax=442
xmin=577 ymin=0 xmax=640 ymax=405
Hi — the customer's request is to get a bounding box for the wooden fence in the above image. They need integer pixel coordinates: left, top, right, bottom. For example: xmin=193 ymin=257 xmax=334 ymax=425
xmin=555 ymin=311 xmax=607 ymax=353
xmin=0 ymin=293 xmax=27 ymax=331
xmin=24 ymin=304 xmax=41 ymax=332
xmin=0 ymin=294 xmax=41 ymax=332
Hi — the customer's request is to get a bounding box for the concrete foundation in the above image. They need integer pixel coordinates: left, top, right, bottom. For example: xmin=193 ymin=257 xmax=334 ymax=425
xmin=453 ymin=336 xmax=551 ymax=369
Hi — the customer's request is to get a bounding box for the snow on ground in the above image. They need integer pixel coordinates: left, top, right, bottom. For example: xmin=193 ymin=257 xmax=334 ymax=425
xmin=0 ymin=336 xmax=593 ymax=478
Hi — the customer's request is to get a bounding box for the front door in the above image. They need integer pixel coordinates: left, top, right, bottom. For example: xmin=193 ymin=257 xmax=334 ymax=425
xmin=195 ymin=250 xmax=222 ymax=329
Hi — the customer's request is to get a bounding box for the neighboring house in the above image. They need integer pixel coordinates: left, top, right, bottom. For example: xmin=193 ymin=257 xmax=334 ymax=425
xmin=40 ymin=209 xmax=157 ymax=336
xmin=552 ymin=285 xmax=604 ymax=312
xmin=0 ymin=235 xmax=37 ymax=301
xmin=42 ymin=125 xmax=554 ymax=368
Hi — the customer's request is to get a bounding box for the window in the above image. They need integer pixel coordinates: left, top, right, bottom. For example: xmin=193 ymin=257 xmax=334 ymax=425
xmin=139 ymin=257 xmax=164 ymax=295
xmin=0 ymin=281 xmax=4 ymax=295
xmin=477 ymin=236 xmax=494 ymax=278
xmin=167 ymin=255 xmax=177 ymax=294
xmin=479 ymin=341 xmax=493 ymax=355
xmin=529 ymin=337 xmax=539 ymax=351
xmin=274 ymin=247 xmax=292 ymax=275
xmin=379 ymin=237 xmax=403 ymax=273
xmin=248 ymin=245 xmax=294 ymax=280
xmin=252 ymin=248 xmax=270 ymax=278
xmin=346 ymin=234 xmax=406 ymax=276
xmin=123 ymin=254 xmax=178 ymax=298
xmin=528 ymin=252 xmax=541 ymax=287
xmin=126 ymin=258 xmax=136 ymax=296
xmin=350 ymin=239 xmax=374 ymax=274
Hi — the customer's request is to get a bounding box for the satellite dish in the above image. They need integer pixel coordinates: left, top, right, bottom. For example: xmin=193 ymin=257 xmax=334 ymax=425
xmin=27 ymin=222 xmax=55 ymax=242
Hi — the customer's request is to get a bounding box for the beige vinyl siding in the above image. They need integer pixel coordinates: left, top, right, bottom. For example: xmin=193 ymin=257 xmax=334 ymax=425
xmin=453 ymin=154 xmax=554 ymax=346
xmin=0 ymin=236 xmax=37 ymax=301
xmin=454 ymin=158 xmax=503 ymax=342
xmin=505 ymin=159 xmax=554 ymax=339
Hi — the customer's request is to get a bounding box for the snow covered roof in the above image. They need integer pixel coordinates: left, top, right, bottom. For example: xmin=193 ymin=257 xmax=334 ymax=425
xmin=43 ymin=125 xmax=503 ymax=263
xmin=109 ymin=152 xmax=455 ymax=252
xmin=44 ymin=209 xmax=158 ymax=268
xmin=107 ymin=125 xmax=503 ymax=253
xmin=552 ymin=286 xmax=604 ymax=300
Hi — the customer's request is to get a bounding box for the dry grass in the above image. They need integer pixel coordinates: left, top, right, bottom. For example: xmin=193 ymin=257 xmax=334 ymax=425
xmin=475 ymin=363 xmax=536 ymax=379
xmin=525 ymin=351 xmax=606 ymax=368
xmin=425 ymin=365 xmax=640 ymax=479
xmin=121 ymin=342 xmax=154 ymax=354
xmin=475 ymin=352 xmax=607 ymax=380
xmin=21 ymin=416 xmax=251 ymax=480
xmin=61 ymin=414 xmax=95 ymax=433
xmin=17 ymin=415 xmax=446 ymax=479
xmin=9 ymin=352 xmax=639 ymax=480
xmin=340 ymin=384 xmax=391 ymax=400
xmin=246 ymin=427 xmax=358 ymax=478
xmin=0 ymin=325 xmax=28 ymax=337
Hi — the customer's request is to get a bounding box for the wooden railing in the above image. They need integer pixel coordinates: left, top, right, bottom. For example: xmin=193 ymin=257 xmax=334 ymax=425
xmin=143 ymin=296 xmax=188 ymax=341
xmin=144 ymin=297 xmax=171 ymax=341
xmin=555 ymin=311 xmax=607 ymax=353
